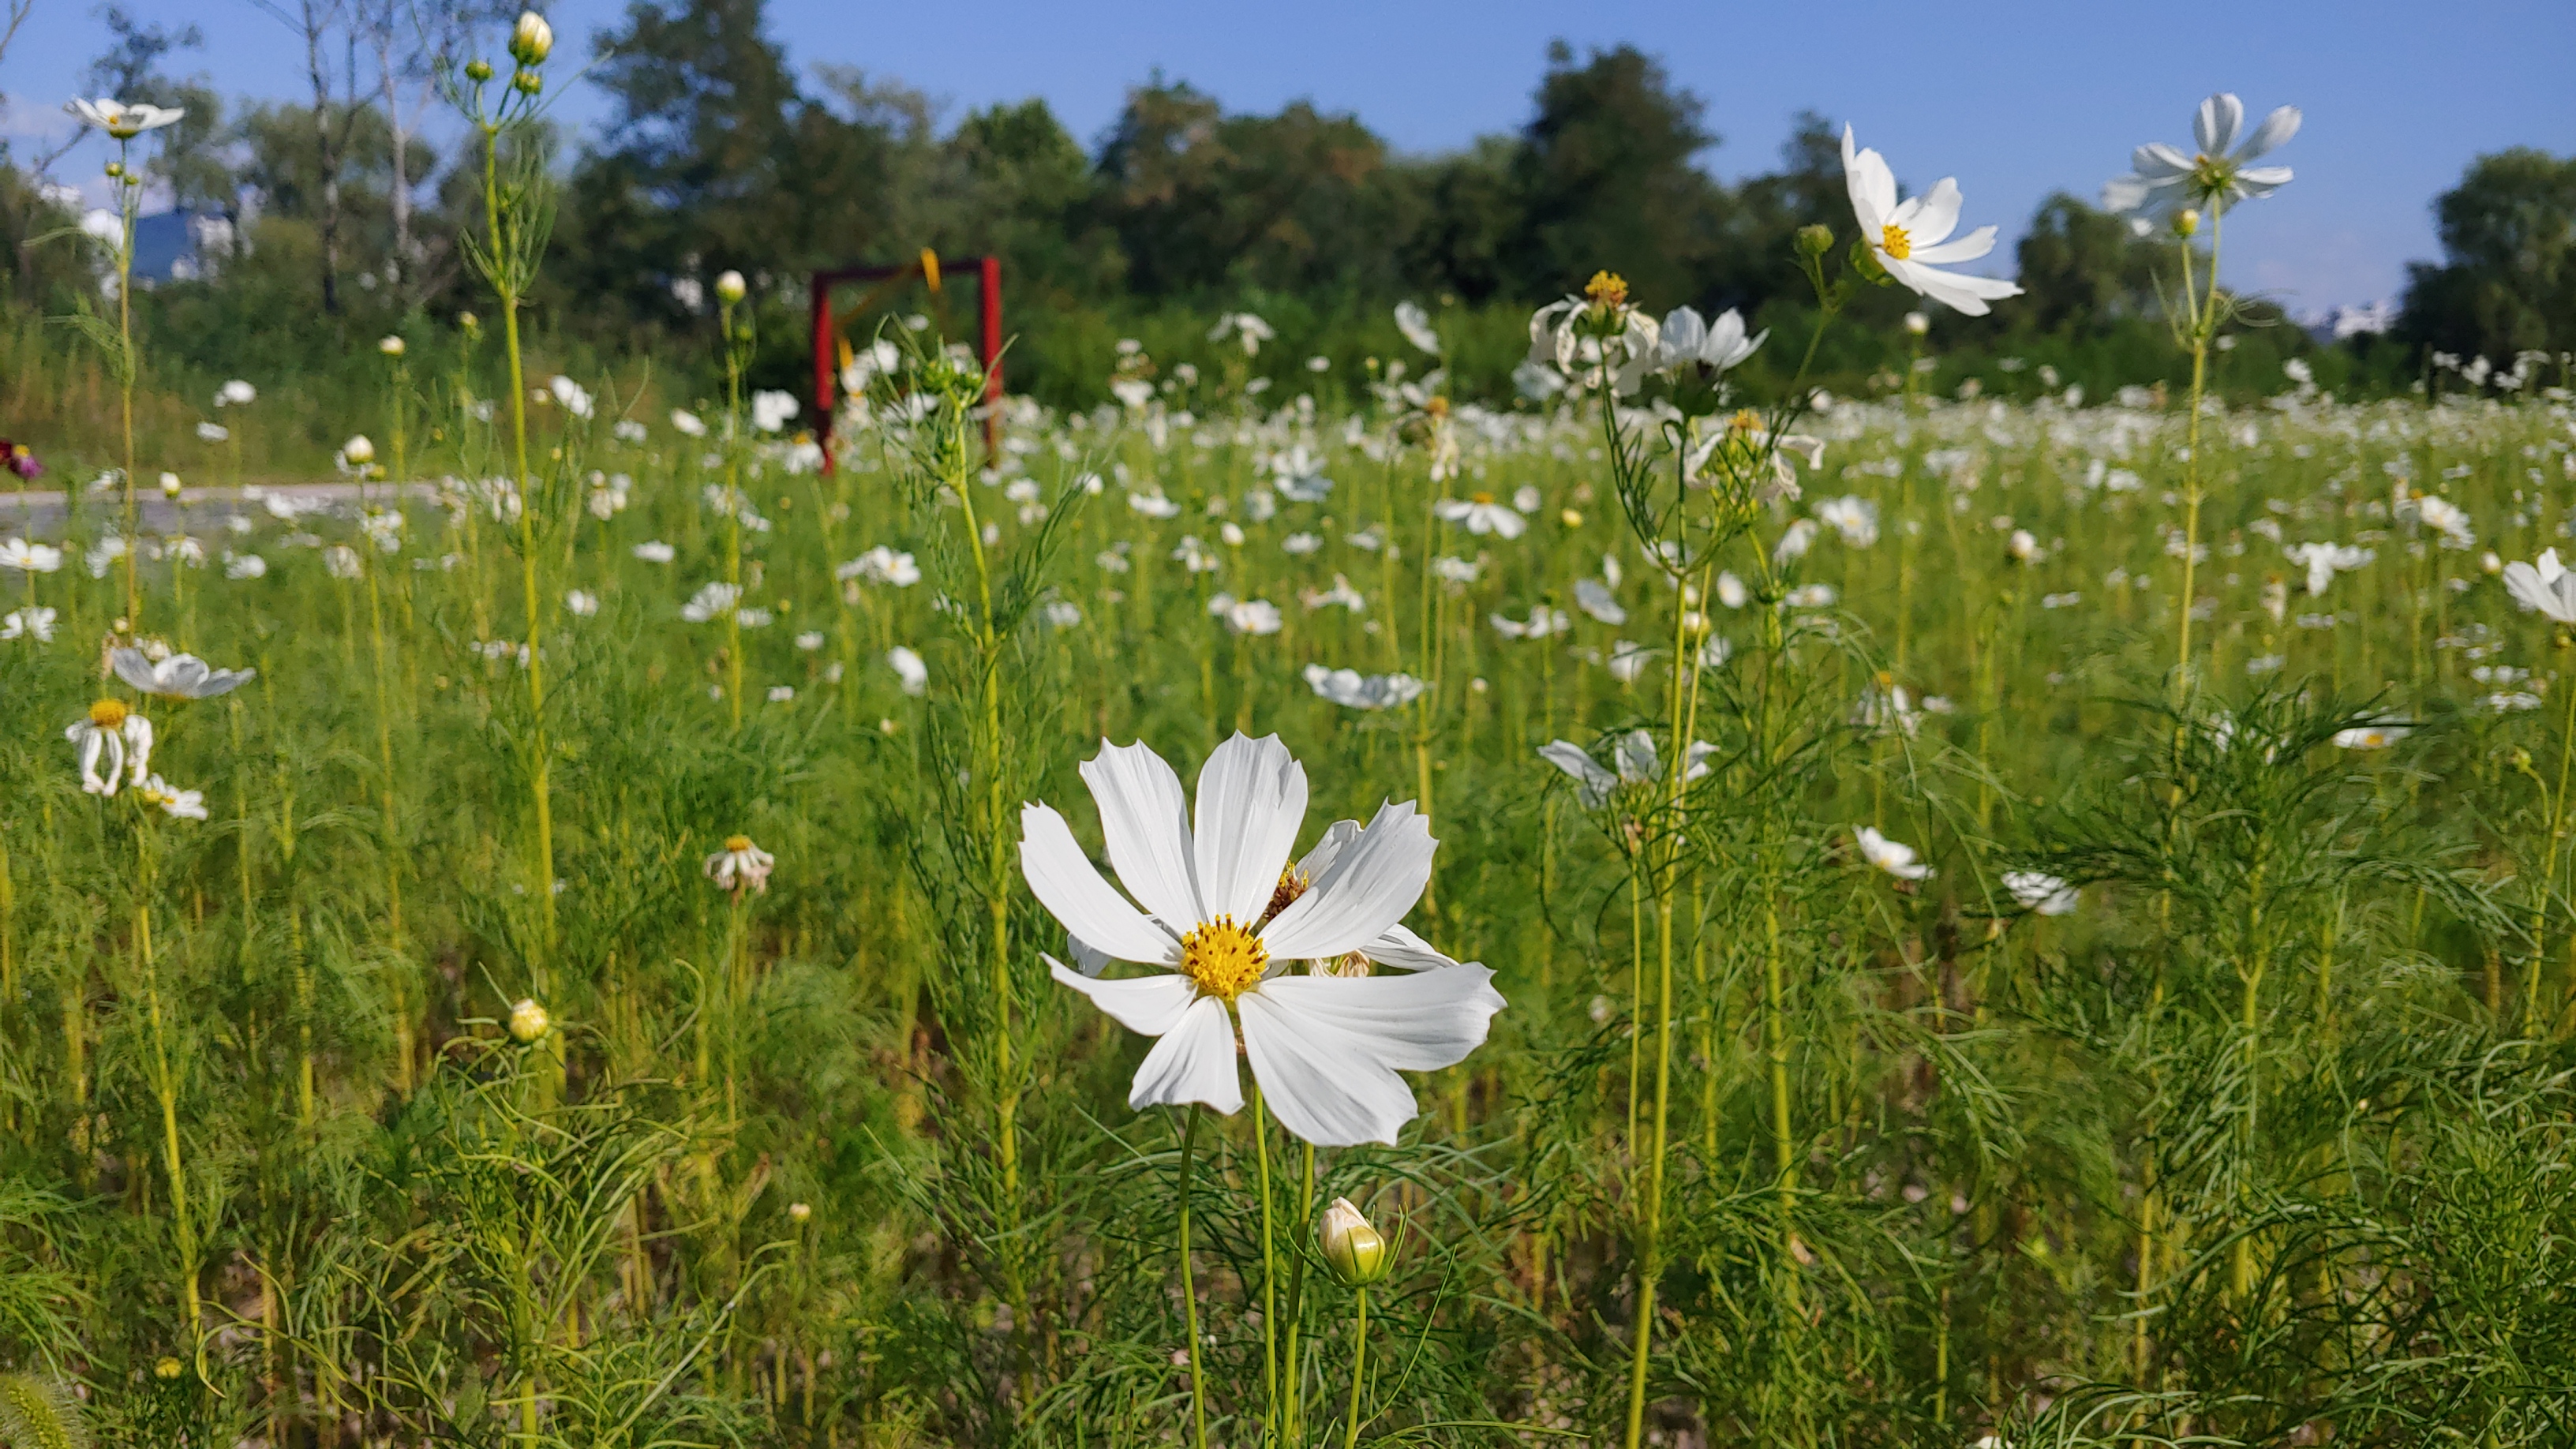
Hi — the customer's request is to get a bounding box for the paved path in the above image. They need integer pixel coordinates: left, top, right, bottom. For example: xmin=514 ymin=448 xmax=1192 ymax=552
xmin=0 ymin=483 xmax=440 ymax=535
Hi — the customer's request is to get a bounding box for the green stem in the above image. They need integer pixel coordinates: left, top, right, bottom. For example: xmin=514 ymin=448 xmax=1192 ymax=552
xmin=1178 ymin=1106 xmax=1209 ymax=1449
xmin=1342 ymin=1285 xmax=1368 ymax=1449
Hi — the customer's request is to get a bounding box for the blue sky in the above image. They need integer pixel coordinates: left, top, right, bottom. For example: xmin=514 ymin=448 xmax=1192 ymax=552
xmin=7 ymin=0 xmax=2572 ymax=310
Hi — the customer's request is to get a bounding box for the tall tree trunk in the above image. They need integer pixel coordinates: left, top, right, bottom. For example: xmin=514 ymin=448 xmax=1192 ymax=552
xmin=302 ymin=0 xmax=343 ymax=314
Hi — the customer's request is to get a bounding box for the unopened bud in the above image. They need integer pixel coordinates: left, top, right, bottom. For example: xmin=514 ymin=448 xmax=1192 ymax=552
xmin=788 ymin=1201 xmax=812 ymax=1222
xmin=465 ymin=58 xmax=493 ymax=83
xmin=2173 ymin=208 xmax=2200 ymax=238
xmin=380 ymin=335 xmax=406 ymax=357
xmin=1795 ymin=223 xmax=1833 ymax=258
xmin=340 ymin=434 xmax=376 ymax=466
xmin=508 ymin=997 xmax=551 ymax=1043
xmin=715 ymin=270 xmax=747 ymax=305
xmin=159 ymin=472 xmax=182 ymax=499
xmin=1904 ymin=311 xmax=1930 ymax=337
xmin=508 ymin=11 xmax=553 ymax=65
xmin=1317 ymin=1196 xmax=1390 ymax=1286
xmin=104 ymin=160 xmax=124 ymax=179
xmin=511 ymin=69 xmax=542 ymax=95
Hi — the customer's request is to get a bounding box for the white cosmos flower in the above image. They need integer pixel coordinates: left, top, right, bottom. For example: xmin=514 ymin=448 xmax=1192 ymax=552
xmin=0 ymin=539 xmax=62 ymax=573
xmin=1775 ymin=518 xmax=1821 ymax=565
xmin=1490 ymin=605 xmax=1571 ymax=639
xmin=110 ymin=646 xmax=254 ymax=698
xmin=548 ymin=375 xmax=595 ymax=418
xmin=2 ymin=606 xmax=55 ymax=641
xmin=565 ymin=590 xmax=600 ymax=617
xmin=224 ymin=552 xmax=268 ymax=579
xmin=1213 ymin=596 xmax=1283 ymax=635
xmin=2003 ymin=871 xmax=2079 ymax=915
xmin=1208 ymin=312 xmax=1275 ymax=356
xmin=671 ymin=409 xmax=708 ymax=437
xmin=1652 ymin=306 xmax=1765 ymax=376
xmin=66 ymin=699 xmax=152 ymax=795
xmin=2333 ymin=721 xmax=2410 ymax=751
xmin=1537 ymin=731 xmax=1714 ymax=809
xmin=1855 ymin=825 xmax=1934 ymax=881
xmin=2285 ymin=541 xmax=2373 ymax=597
xmin=1816 ymin=495 xmax=1880 ymax=549
xmin=633 ymin=540 xmax=676 ymax=564
xmin=1301 ymin=575 xmax=1366 ymax=612
xmin=66 ymin=97 xmax=185 ymax=138
xmin=1573 ymin=577 xmax=1627 ymax=625
xmin=2503 ymin=549 xmax=2576 ymax=623
xmin=704 ymin=833 xmax=776 ymax=894
xmin=751 ymin=390 xmax=800 ymax=432
xmin=1842 ymin=126 xmax=2024 ymax=316
xmin=1020 ymin=733 xmax=1503 ymax=1146
xmin=680 ymin=582 xmax=741 ymax=623
xmin=1687 ymin=410 xmax=1825 ymax=503
xmin=135 ymin=774 xmax=207 ymax=821
xmin=2413 ymin=495 xmax=2473 ymax=547
xmin=837 ymin=545 xmax=920 ymax=586
xmin=196 ymin=421 xmax=229 ymax=443
xmin=1304 ymin=665 xmax=1426 ymax=711
xmin=1432 ymin=494 xmax=1526 ymax=539
xmin=1393 ymin=300 xmax=1440 ymax=355
xmin=2102 ymin=93 xmax=2300 ymax=220
xmin=888 ymin=646 xmax=928 ymax=696
xmin=1607 ymin=639 xmax=1661 ymax=683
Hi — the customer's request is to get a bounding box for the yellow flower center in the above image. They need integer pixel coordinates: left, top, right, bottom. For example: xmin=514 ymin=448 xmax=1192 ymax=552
xmin=1179 ymin=915 xmax=1268 ymax=1002
xmin=1471 ymin=492 xmax=1495 ymax=507
xmin=1728 ymin=408 xmax=1762 ymax=437
xmin=724 ymin=834 xmax=753 ymax=853
xmin=1879 ymin=223 xmax=1912 ymax=260
xmin=89 ymin=698 xmax=127 ymax=728
xmin=1583 ymin=270 xmax=1628 ymax=309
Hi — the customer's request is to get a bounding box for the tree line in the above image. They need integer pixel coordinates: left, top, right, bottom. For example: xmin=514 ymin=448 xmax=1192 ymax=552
xmin=0 ymin=0 xmax=2567 ymax=410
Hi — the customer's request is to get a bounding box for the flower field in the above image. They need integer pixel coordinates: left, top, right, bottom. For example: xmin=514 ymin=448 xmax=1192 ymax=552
xmin=6 ymin=53 xmax=2576 ymax=1449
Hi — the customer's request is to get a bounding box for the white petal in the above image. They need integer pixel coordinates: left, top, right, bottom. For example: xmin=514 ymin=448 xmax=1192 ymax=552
xmin=1257 ymin=800 xmax=1435 ymax=962
xmin=2132 ymin=143 xmax=2194 ymax=180
xmin=2235 ymin=104 xmax=2299 ymax=162
xmin=1126 ymin=994 xmax=1244 ymax=1116
xmin=1840 ymin=126 xmax=1894 ymax=233
xmin=1906 ymin=176 xmax=1964 ymax=248
xmin=1536 ymin=742 xmax=1615 ymax=806
xmin=1192 ymin=732 xmax=1308 ymax=924
xmin=1238 ymin=965 xmax=1505 ymax=1147
xmin=2236 ymin=166 xmax=2293 ymax=196
xmin=1020 ymin=804 xmax=1181 ymax=964
xmin=1909 ymin=225 xmax=1999 ymax=265
xmin=1363 ymin=923 xmax=1458 ymax=972
xmin=2194 ymin=93 xmax=2243 ymax=157
xmin=1295 ymin=818 xmax=1364 ymax=882
xmin=1080 ymin=739 xmax=1205 ymax=930
xmin=1048 ymin=955 xmax=1195 ymax=1034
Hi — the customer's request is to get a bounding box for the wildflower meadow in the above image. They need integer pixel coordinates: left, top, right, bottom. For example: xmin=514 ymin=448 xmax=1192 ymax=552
xmin=3 ymin=14 xmax=2576 ymax=1449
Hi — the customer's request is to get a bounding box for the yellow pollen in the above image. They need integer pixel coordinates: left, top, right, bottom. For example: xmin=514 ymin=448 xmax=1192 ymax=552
xmin=1879 ymin=223 xmax=1912 ymax=260
xmin=1471 ymin=492 xmax=1495 ymax=506
xmin=1583 ymin=270 xmax=1628 ymax=308
xmin=724 ymin=834 xmax=753 ymax=852
xmin=1264 ymin=867 xmax=1310 ymax=924
xmin=1179 ymin=915 xmax=1268 ymax=1002
xmin=88 ymin=698 xmax=127 ymax=728
xmin=1728 ymin=408 xmax=1762 ymax=436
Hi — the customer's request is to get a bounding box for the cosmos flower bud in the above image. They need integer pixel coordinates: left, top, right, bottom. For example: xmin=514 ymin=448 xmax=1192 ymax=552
xmin=512 ymin=69 xmax=542 ymax=95
xmin=1904 ymin=312 xmax=1930 ymax=337
xmin=159 ymin=472 xmax=182 ymax=499
xmin=105 ymin=160 xmax=125 ymax=179
xmin=1317 ymin=1196 xmax=1390 ymax=1286
xmin=508 ymin=997 xmax=551 ymax=1043
xmin=2173 ymin=208 xmax=2200 ymax=238
xmin=341 ymin=435 xmax=376 ymax=466
xmin=715 ymin=270 xmax=747 ymax=305
xmin=788 ymin=1201 xmax=812 ymax=1222
xmin=1794 ymin=223 xmax=1834 ymax=258
xmin=465 ymin=58 xmax=493 ymax=82
xmin=508 ymin=11 xmax=552 ymax=65
xmin=380 ymin=335 xmax=405 ymax=357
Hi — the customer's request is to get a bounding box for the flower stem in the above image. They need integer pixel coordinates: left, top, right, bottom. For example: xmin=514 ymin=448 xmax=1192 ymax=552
xmin=1178 ymin=1105 xmax=1209 ymax=1449
xmin=1254 ymin=1088 xmax=1280 ymax=1445
xmin=1342 ymin=1285 xmax=1368 ymax=1449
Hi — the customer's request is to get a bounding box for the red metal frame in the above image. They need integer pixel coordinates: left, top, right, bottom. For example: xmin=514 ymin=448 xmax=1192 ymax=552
xmin=809 ymin=252 xmax=1003 ymax=470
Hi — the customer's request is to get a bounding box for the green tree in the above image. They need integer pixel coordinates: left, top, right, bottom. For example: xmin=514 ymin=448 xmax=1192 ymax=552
xmin=1507 ymin=41 xmax=1727 ymax=307
xmin=2399 ymin=148 xmax=2576 ymax=365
